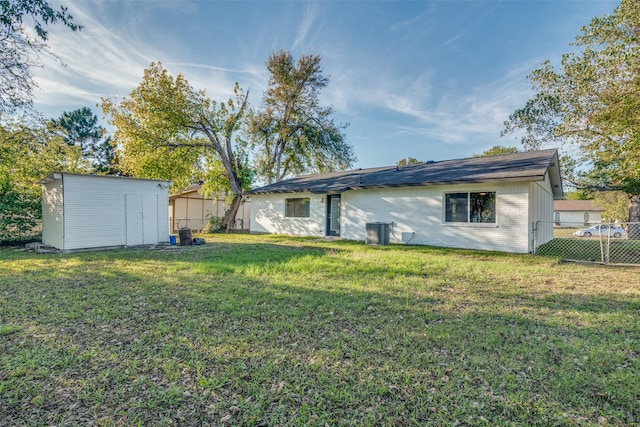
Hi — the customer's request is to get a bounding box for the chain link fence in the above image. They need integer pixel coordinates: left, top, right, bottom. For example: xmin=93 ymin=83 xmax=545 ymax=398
xmin=534 ymin=221 xmax=640 ymax=266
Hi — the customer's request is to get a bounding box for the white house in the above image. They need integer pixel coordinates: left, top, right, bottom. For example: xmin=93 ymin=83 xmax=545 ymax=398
xmin=249 ymin=149 xmax=563 ymax=254
xmin=39 ymin=173 xmax=170 ymax=252
xmin=169 ymin=184 xmax=250 ymax=233
xmin=553 ymin=200 xmax=604 ymax=226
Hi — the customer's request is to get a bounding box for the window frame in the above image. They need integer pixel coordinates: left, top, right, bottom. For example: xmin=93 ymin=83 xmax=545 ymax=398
xmin=284 ymin=197 xmax=311 ymax=218
xmin=443 ymin=191 xmax=497 ymax=224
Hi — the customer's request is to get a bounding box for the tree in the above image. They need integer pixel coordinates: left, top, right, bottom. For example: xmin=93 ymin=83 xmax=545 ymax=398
xmin=0 ymin=116 xmax=79 ymax=242
xmin=102 ymin=62 xmax=251 ymax=231
xmin=502 ymin=0 xmax=640 ymax=224
xmin=0 ymin=125 xmax=41 ymax=241
xmin=0 ymin=0 xmax=82 ymax=112
xmin=472 ymin=145 xmax=519 ymax=157
xmin=594 ymin=191 xmax=630 ymax=223
xmin=564 ymin=189 xmax=592 ymax=201
xmin=49 ymin=107 xmax=116 ymax=172
xmin=247 ymin=50 xmax=355 ymax=184
xmin=396 ymin=157 xmax=421 ymax=165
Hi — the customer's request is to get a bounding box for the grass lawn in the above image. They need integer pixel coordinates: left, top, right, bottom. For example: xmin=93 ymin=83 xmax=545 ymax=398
xmin=1 ymin=234 xmax=639 ymax=426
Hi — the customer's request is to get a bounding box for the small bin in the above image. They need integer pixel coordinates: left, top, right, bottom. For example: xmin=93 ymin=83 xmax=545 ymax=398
xmin=178 ymin=227 xmax=193 ymax=246
xmin=169 ymin=235 xmax=177 ymax=246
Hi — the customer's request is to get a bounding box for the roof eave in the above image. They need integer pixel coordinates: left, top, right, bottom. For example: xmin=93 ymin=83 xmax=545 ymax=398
xmin=249 ymin=174 xmax=549 ymax=195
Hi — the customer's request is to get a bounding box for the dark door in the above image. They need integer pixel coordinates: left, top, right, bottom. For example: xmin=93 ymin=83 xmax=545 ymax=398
xmin=326 ymin=195 xmax=341 ymax=237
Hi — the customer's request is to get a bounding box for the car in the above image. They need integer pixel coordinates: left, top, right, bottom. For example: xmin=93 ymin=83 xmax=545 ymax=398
xmin=573 ymin=224 xmax=627 ymax=238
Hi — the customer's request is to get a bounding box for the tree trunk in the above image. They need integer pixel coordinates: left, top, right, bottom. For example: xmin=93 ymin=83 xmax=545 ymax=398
xmin=221 ymin=193 xmax=243 ymax=233
xmin=628 ymin=195 xmax=640 ymax=240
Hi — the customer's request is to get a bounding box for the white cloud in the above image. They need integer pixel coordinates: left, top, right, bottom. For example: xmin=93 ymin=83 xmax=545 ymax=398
xmin=32 ymin=1 xmax=153 ymax=109
xmin=292 ymin=3 xmax=321 ymax=51
xmin=32 ymin=0 xmax=257 ymax=112
xmin=325 ymin=52 xmax=536 ymax=150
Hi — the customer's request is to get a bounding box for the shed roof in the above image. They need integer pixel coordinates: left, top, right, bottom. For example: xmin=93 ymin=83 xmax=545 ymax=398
xmin=169 ymin=184 xmax=203 ymax=200
xmin=249 ymin=148 xmax=563 ymax=198
xmin=38 ymin=172 xmax=171 ymax=186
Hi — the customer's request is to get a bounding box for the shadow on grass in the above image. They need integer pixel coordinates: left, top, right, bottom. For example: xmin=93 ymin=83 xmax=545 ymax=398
xmin=1 ymin=239 xmax=638 ymax=425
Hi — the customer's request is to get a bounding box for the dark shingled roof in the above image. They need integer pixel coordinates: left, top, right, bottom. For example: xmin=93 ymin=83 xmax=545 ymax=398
xmin=249 ymin=148 xmax=563 ymax=198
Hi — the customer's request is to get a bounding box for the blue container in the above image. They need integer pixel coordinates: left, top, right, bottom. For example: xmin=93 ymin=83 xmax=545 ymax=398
xmin=169 ymin=235 xmax=177 ymax=246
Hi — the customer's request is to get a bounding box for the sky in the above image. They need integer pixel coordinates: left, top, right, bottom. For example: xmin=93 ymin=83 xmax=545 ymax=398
xmin=32 ymin=0 xmax=620 ymax=169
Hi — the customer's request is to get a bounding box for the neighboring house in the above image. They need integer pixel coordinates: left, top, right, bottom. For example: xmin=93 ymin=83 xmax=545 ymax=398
xmin=169 ymin=184 xmax=250 ymax=233
xmin=553 ymin=200 xmax=605 ymax=226
xmin=249 ymin=149 xmax=563 ymax=254
xmin=39 ymin=173 xmax=170 ymax=252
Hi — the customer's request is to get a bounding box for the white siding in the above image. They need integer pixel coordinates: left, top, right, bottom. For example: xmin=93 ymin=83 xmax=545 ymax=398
xmin=555 ymin=211 xmax=603 ymax=225
xmin=41 ymin=179 xmax=64 ymax=250
xmin=251 ymin=181 xmax=535 ymax=253
xmin=342 ymin=182 xmax=531 ymax=253
xmin=41 ymin=174 xmax=170 ymax=251
xmin=250 ymin=193 xmax=325 ymax=237
xmin=529 ymin=176 xmax=554 ymax=251
xmin=63 ymin=175 xmax=129 ymax=250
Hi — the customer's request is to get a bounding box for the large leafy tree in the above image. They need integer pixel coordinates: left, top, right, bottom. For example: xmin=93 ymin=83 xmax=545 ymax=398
xmin=50 ymin=107 xmax=116 ymax=172
xmin=102 ymin=62 xmax=251 ymax=231
xmin=502 ymin=0 xmax=640 ymax=223
xmin=0 ymin=116 xmax=80 ymax=242
xmin=247 ymin=50 xmax=355 ymax=184
xmin=0 ymin=0 xmax=82 ymax=112
xmin=472 ymin=145 xmax=520 ymax=157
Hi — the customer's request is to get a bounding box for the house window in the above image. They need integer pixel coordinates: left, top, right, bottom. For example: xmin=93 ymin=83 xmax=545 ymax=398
xmin=584 ymin=212 xmax=589 ymax=225
xmin=285 ymin=198 xmax=310 ymax=218
xmin=445 ymin=192 xmax=496 ymax=223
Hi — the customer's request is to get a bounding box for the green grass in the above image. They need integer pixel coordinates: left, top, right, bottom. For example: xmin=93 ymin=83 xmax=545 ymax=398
xmin=1 ymin=234 xmax=639 ymax=426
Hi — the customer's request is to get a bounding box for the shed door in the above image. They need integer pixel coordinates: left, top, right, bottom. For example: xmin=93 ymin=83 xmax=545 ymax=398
xmin=126 ymin=194 xmax=158 ymax=246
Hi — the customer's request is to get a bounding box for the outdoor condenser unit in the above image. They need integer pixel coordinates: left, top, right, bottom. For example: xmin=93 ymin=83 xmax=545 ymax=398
xmin=365 ymin=222 xmax=391 ymax=245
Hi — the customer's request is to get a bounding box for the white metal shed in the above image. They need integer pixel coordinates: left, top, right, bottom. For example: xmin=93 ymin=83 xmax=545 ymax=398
xmin=39 ymin=173 xmax=170 ymax=252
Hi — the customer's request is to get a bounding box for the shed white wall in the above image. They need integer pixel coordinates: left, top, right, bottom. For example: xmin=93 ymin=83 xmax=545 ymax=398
xmin=51 ymin=175 xmax=169 ymax=251
xmin=41 ymin=179 xmax=64 ymax=250
xmin=251 ymin=181 xmax=536 ymax=253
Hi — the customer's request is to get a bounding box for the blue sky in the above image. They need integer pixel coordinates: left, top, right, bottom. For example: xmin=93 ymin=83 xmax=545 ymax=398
xmin=34 ymin=0 xmax=619 ymax=169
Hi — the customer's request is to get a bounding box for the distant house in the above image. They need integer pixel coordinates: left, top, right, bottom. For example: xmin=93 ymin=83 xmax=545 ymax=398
xmin=169 ymin=185 xmax=250 ymax=233
xmin=39 ymin=173 xmax=170 ymax=252
xmin=553 ymin=200 xmax=605 ymax=226
xmin=249 ymin=149 xmax=563 ymax=254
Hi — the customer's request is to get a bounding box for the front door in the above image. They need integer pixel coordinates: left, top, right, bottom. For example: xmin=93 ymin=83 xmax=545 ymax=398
xmin=326 ymin=195 xmax=341 ymax=237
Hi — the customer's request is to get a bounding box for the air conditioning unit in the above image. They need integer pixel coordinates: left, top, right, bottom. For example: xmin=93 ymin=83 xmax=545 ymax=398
xmin=365 ymin=222 xmax=391 ymax=245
